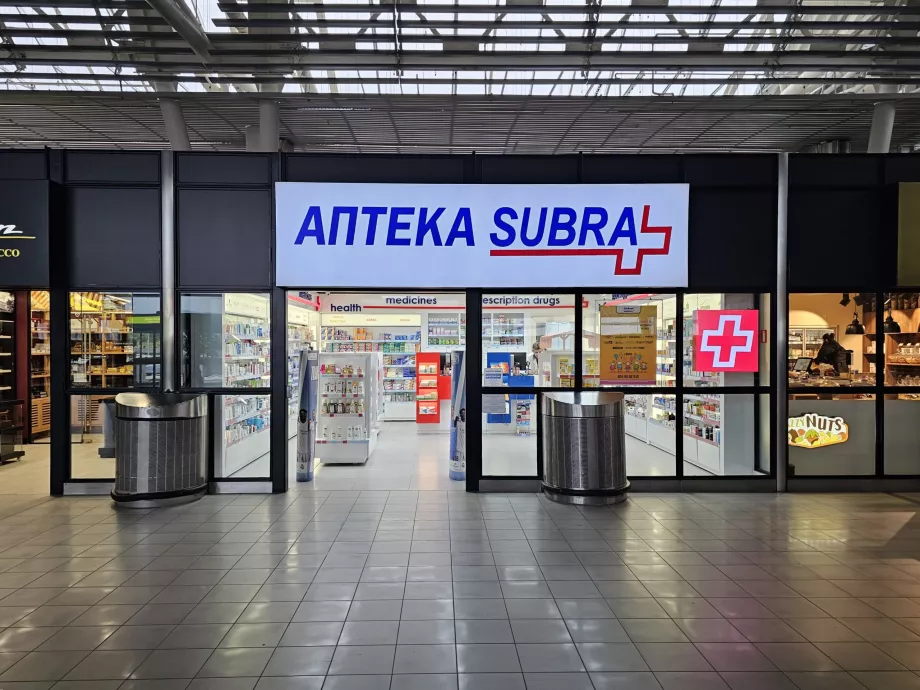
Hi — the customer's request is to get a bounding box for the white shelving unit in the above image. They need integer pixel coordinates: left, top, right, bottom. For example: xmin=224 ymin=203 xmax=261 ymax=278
xmin=426 ymin=312 xmax=465 ymax=351
xmin=218 ymin=294 xmax=271 ymax=477
xmin=316 ymin=352 xmax=381 ymax=464
xmin=287 ymin=302 xmax=319 ymax=439
xmin=482 ymin=312 xmax=526 ymax=350
xmin=381 ymin=352 xmax=416 ymax=421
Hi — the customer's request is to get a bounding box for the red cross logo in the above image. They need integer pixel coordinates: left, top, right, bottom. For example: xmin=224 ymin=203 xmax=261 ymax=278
xmin=694 ymin=310 xmax=759 ymax=373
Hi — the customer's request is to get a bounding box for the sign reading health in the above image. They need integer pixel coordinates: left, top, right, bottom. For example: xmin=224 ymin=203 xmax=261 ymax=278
xmin=693 ymin=310 xmax=760 ymax=373
xmin=275 ymin=182 xmax=689 ymax=288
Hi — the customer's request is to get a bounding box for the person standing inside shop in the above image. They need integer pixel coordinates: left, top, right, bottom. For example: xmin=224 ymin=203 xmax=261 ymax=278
xmin=814 ymin=332 xmax=847 ymax=374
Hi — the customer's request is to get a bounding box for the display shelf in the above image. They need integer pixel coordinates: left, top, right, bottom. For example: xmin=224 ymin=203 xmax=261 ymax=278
xmin=316 ymin=353 xmax=381 ymax=464
xmin=515 ymin=399 xmax=532 ymax=436
xmin=416 ymin=352 xmax=442 ymax=424
xmin=427 ymin=313 xmax=465 ymax=350
xmin=0 ymin=293 xmax=15 ymax=406
xmin=482 ymin=312 xmax=526 ymax=349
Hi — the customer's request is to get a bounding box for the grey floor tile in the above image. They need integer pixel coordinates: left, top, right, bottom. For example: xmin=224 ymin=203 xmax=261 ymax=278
xmin=606 ymin=598 xmax=669 ymax=619
xmin=393 ymin=644 xmax=457 ymax=673
xmin=694 ymin=643 xmax=777 ymax=672
xmin=98 ymin=625 xmax=174 ymax=650
xmin=523 ymin=672 xmax=594 ymax=690
xmin=158 ymin=624 xmax=231 ymax=649
xmin=455 ymin=620 xmax=513 ymax=644
xmin=186 ymin=679 xmax=258 ymax=690
xmin=218 ymin=622 xmax=287 ymax=648
xmin=280 ymin=621 xmax=344 ymax=647
xmin=0 ymin=651 xmax=26 ymax=674
xmin=119 ymin=677 xmax=192 ymax=689
xmin=813 ymin=642 xmax=906 ymax=671
xmin=753 ymin=643 xmax=841 ymax=672
xmin=719 ymin=671 xmax=799 ymax=690
xmin=400 ymin=600 xmax=452 ymax=620
xmin=347 ymin=600 xmax=403 ymax=621
xmin=63 ymin=650 xmax=151 ymax=680
xmin=292 ymin=601 xmax=351 ymax=622
xmin=197 ymin=648 xmax=273 ymax=678
xmin=253 ymin=677 xmax=324 ymax=690
xmin=504 ymin=599 xmax=560 ymax=620
xmin=516 ymin=643 xmax=585 ymax=672
xmin=731 ymin=619 xmax=807 ymax=643
xmin=848 ymin=672 xmax=920 ymax=690
xmin=634 ymin=643 xmax=712 ymax=672
xmin=589 ymin=671 xmax=664 ymax=690
xmin=565 ymin=619 xmax=630 ymax=643
xmin=391 ymin=673 xmax=458 ymax=690
xmin=0 ymin=627 xmax=62 ymax=652
xmin=577 ymin=642 xmax=649 ymax=673
xmin=398 ymin=619 xmax=455 ymax=645
xmin=128 ymin=604 xmax=198 ymax=626
xmin=321 ymin=676 xmax=392 ymax=690
xmin=182 ymin=603 xmax=247 ymax=625
xmin=456 ymin=644 xmax=521 ymax=673
xmin=237 ymin=602 xmax=297 ymax=624
xmin=674 ymin=619 xmax=747 ymax=643
xmin=784 ymin=671 xmax=869 ymax=690
xmin=0 ymin=651 xmax=89 ymax=681
xmin=457 ymin=673 xmax=525 ymax=690
xmin=130 ymin=649 xmax=213 ymax=679
xmin=262 ymin=647 xmax=334 ymax=676
xmin=328 ymin=645 xmax=396 ymax=675
xmin=654 ymin=671 xmax=730 ymax=690
xmin=622 ymin=619 xmax=689 ymax=643
xmin=339 ymin=621 xmax=400 ymax=646
xmin=509 ymin=619 xmax=571 ymax=643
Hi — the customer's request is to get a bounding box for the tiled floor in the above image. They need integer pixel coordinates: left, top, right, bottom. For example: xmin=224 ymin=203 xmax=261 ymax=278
xmin=0 ymin=491 xmax=920 ymax=689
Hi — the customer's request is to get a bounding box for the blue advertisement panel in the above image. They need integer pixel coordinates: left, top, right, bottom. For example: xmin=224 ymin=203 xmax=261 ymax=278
xmin=450 ymin=351 xmax=466 ymax=481
xmin=296 ymin=350 xmax=319 ymax=482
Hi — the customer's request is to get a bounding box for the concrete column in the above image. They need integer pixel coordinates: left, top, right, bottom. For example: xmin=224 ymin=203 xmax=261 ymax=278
xmin=159 ymin=99 xmax=191 ymax=151
xmin=259 ymin=100 xmax=280 ymax=152
xmin=245 ymin=124 xmax=261 ymax=152
xmin=776 ymin=152 xmax=788 ymax=492
xmin=867 ymin=102 xmax=896 ymax=153
xmin=160 ymin=151 xmax=177 ymax=391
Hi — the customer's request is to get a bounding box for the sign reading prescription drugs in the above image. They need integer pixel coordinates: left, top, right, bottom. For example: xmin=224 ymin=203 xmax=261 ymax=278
xmin=275 ymin=183 xmax=689 ymax=288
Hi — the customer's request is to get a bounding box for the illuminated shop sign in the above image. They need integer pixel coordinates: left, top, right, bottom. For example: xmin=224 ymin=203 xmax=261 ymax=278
xmin=788 ymin=413 xmax=849 ymax=449
xmin=693 ymin=310 xmax=759 ymax=373
xmin=275 ymin=183 xmax=689 ymax=288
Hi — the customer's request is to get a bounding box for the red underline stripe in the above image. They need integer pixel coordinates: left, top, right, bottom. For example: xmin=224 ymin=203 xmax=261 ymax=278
xmin=490 ymin=249 xmax=622 ymax=256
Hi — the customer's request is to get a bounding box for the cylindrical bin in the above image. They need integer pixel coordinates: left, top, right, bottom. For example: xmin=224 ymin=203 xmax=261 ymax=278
xmin=112 ymin=393 xmax=208 ymax=507
xmin=542 ymin=391 xmax=629 ymax=505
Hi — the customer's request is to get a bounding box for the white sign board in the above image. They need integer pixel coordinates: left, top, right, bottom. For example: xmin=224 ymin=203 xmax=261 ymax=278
xmin=275 ymin=183 xmax=689 ymax=288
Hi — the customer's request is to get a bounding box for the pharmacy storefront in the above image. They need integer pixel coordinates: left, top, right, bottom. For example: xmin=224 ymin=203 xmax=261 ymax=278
xmin=270 ymin=181 xmax=775 ymax=492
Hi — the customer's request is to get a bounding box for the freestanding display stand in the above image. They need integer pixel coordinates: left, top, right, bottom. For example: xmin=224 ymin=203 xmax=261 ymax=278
xmin=315 ymin=352 xmax=380 ymax=464
xmin=416 ymin=352 xmax=441 ymax=428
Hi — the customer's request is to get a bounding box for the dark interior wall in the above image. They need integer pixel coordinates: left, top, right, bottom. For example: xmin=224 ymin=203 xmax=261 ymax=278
xmin=64 ymin=152 xmax=161 ymax=289
xmin=176 ymin=153 xmax=273 ymax=289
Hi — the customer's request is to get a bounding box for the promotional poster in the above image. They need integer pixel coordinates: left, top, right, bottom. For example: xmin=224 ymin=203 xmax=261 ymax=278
xmin=599 ymin=304 xmax=658 ymax=385
xmin=296 ymin=349 xmax=318 ymax=482
xmin=449 ymin=351 xmax=466 ymax=481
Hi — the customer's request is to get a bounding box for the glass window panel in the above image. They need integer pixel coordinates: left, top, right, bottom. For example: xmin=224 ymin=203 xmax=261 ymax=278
xmin=70 ymin=292 xmax=161 ymax=389
xmin=788 ymin=293 xmax=875 ymax=388
xmin=180 ymin=293 xmax=271 ymax=389
xmin=882 ymin=292 xmax=920 ymax=386
xmin=787 ymin=393 xmax=875 ymax=476
xmin=583 ymin=293 xmax=677 ymax=388
xmin=482 ymin=393 xmax=537 ymax=476
xmin=482 ymin=294 xmax=574 ymax=388
xmin=683 ymin=293 xmax=766 ymax=388
xmin=684 ymin=393 xmax=763 ymax=476
xmin=625 ymin=393 xmax=676 ymax=476
xmin=216 ymin=393 xmax=271 ymax=479
xmin=884 ymin=394 xmax=920 ymax=475
xmin=70 ymin=393 xmax=115 ymax=479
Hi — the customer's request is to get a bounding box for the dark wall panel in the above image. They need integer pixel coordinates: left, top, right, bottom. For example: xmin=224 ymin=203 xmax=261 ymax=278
xmin=479 ymin=155 xmax=578 ymax=183
xmin=65 ymin=151 xmax=160 ymax=184
xmin=688 ymin=188 xmax=776 ymax=290
xmin=0 ymin=151 xmax=46 ymax=180
xmin=790 ymin=155 xmax=882 ymax=188
xmin=286 ymin=155 xmax=465 ymax=183
xmin=178 ymin=188 xmax=272 ymax=288
xmin=788 ymin=188 xmax=890 ymax=289
xmin=582 ymin=155 xmax=682 ymax=183
xmin=67 ymin=187 xmax=161 ymax=288
xmin=684 ymin=155 xmax=776 ymax=188
xmin=177 ymin=153 xmax=272 ymax=186
xmin=0 ymin=180 xmax=50 ymax=286
xmin=884 ymin=155 xmax=920 ymax=184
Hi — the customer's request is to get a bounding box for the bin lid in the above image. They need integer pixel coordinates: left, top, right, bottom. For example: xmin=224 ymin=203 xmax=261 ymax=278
xmin=115 ymin=393 xmax=208 ymax=419
xmin=542 ymin=391 xmax=625 ymax=418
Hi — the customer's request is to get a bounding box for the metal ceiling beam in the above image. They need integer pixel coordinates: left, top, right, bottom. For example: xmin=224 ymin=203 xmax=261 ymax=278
xmin=9 ymin=72 xmax=920 ymax=86
xmin=216 ymin=2 xmax=920 ymax=15
xmin=5 ymin=28 xmax=916 ymax=45
xmin=144 ymin=0 xmax=213 ymax=61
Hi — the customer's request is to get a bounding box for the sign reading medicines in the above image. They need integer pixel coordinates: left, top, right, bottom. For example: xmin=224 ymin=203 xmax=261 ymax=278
xmin=275 ymin=183 xmax=689 ymax=288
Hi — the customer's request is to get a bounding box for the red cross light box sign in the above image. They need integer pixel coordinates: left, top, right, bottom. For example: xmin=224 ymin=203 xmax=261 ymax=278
xmin=693 ymin=310 xmax=760 ymax=373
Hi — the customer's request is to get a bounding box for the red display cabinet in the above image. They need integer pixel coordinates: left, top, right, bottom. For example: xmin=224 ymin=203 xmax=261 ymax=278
xmin=416 ymin=352 xmax=441 ymax=424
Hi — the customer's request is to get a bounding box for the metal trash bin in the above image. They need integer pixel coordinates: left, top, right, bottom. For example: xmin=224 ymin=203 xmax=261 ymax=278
xmin=542 ymin=391 xmax=630 ymax=505
xmin=112 ymin=393 xmax=208 ymax=507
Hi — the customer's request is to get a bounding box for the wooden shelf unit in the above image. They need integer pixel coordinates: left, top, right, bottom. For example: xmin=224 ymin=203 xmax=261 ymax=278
xmin=30 ymin=291 xmax=51 ymax=435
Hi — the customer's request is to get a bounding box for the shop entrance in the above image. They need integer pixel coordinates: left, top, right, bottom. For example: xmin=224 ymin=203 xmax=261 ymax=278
xmin=286 ymin=291 xmax=466 ymax=489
